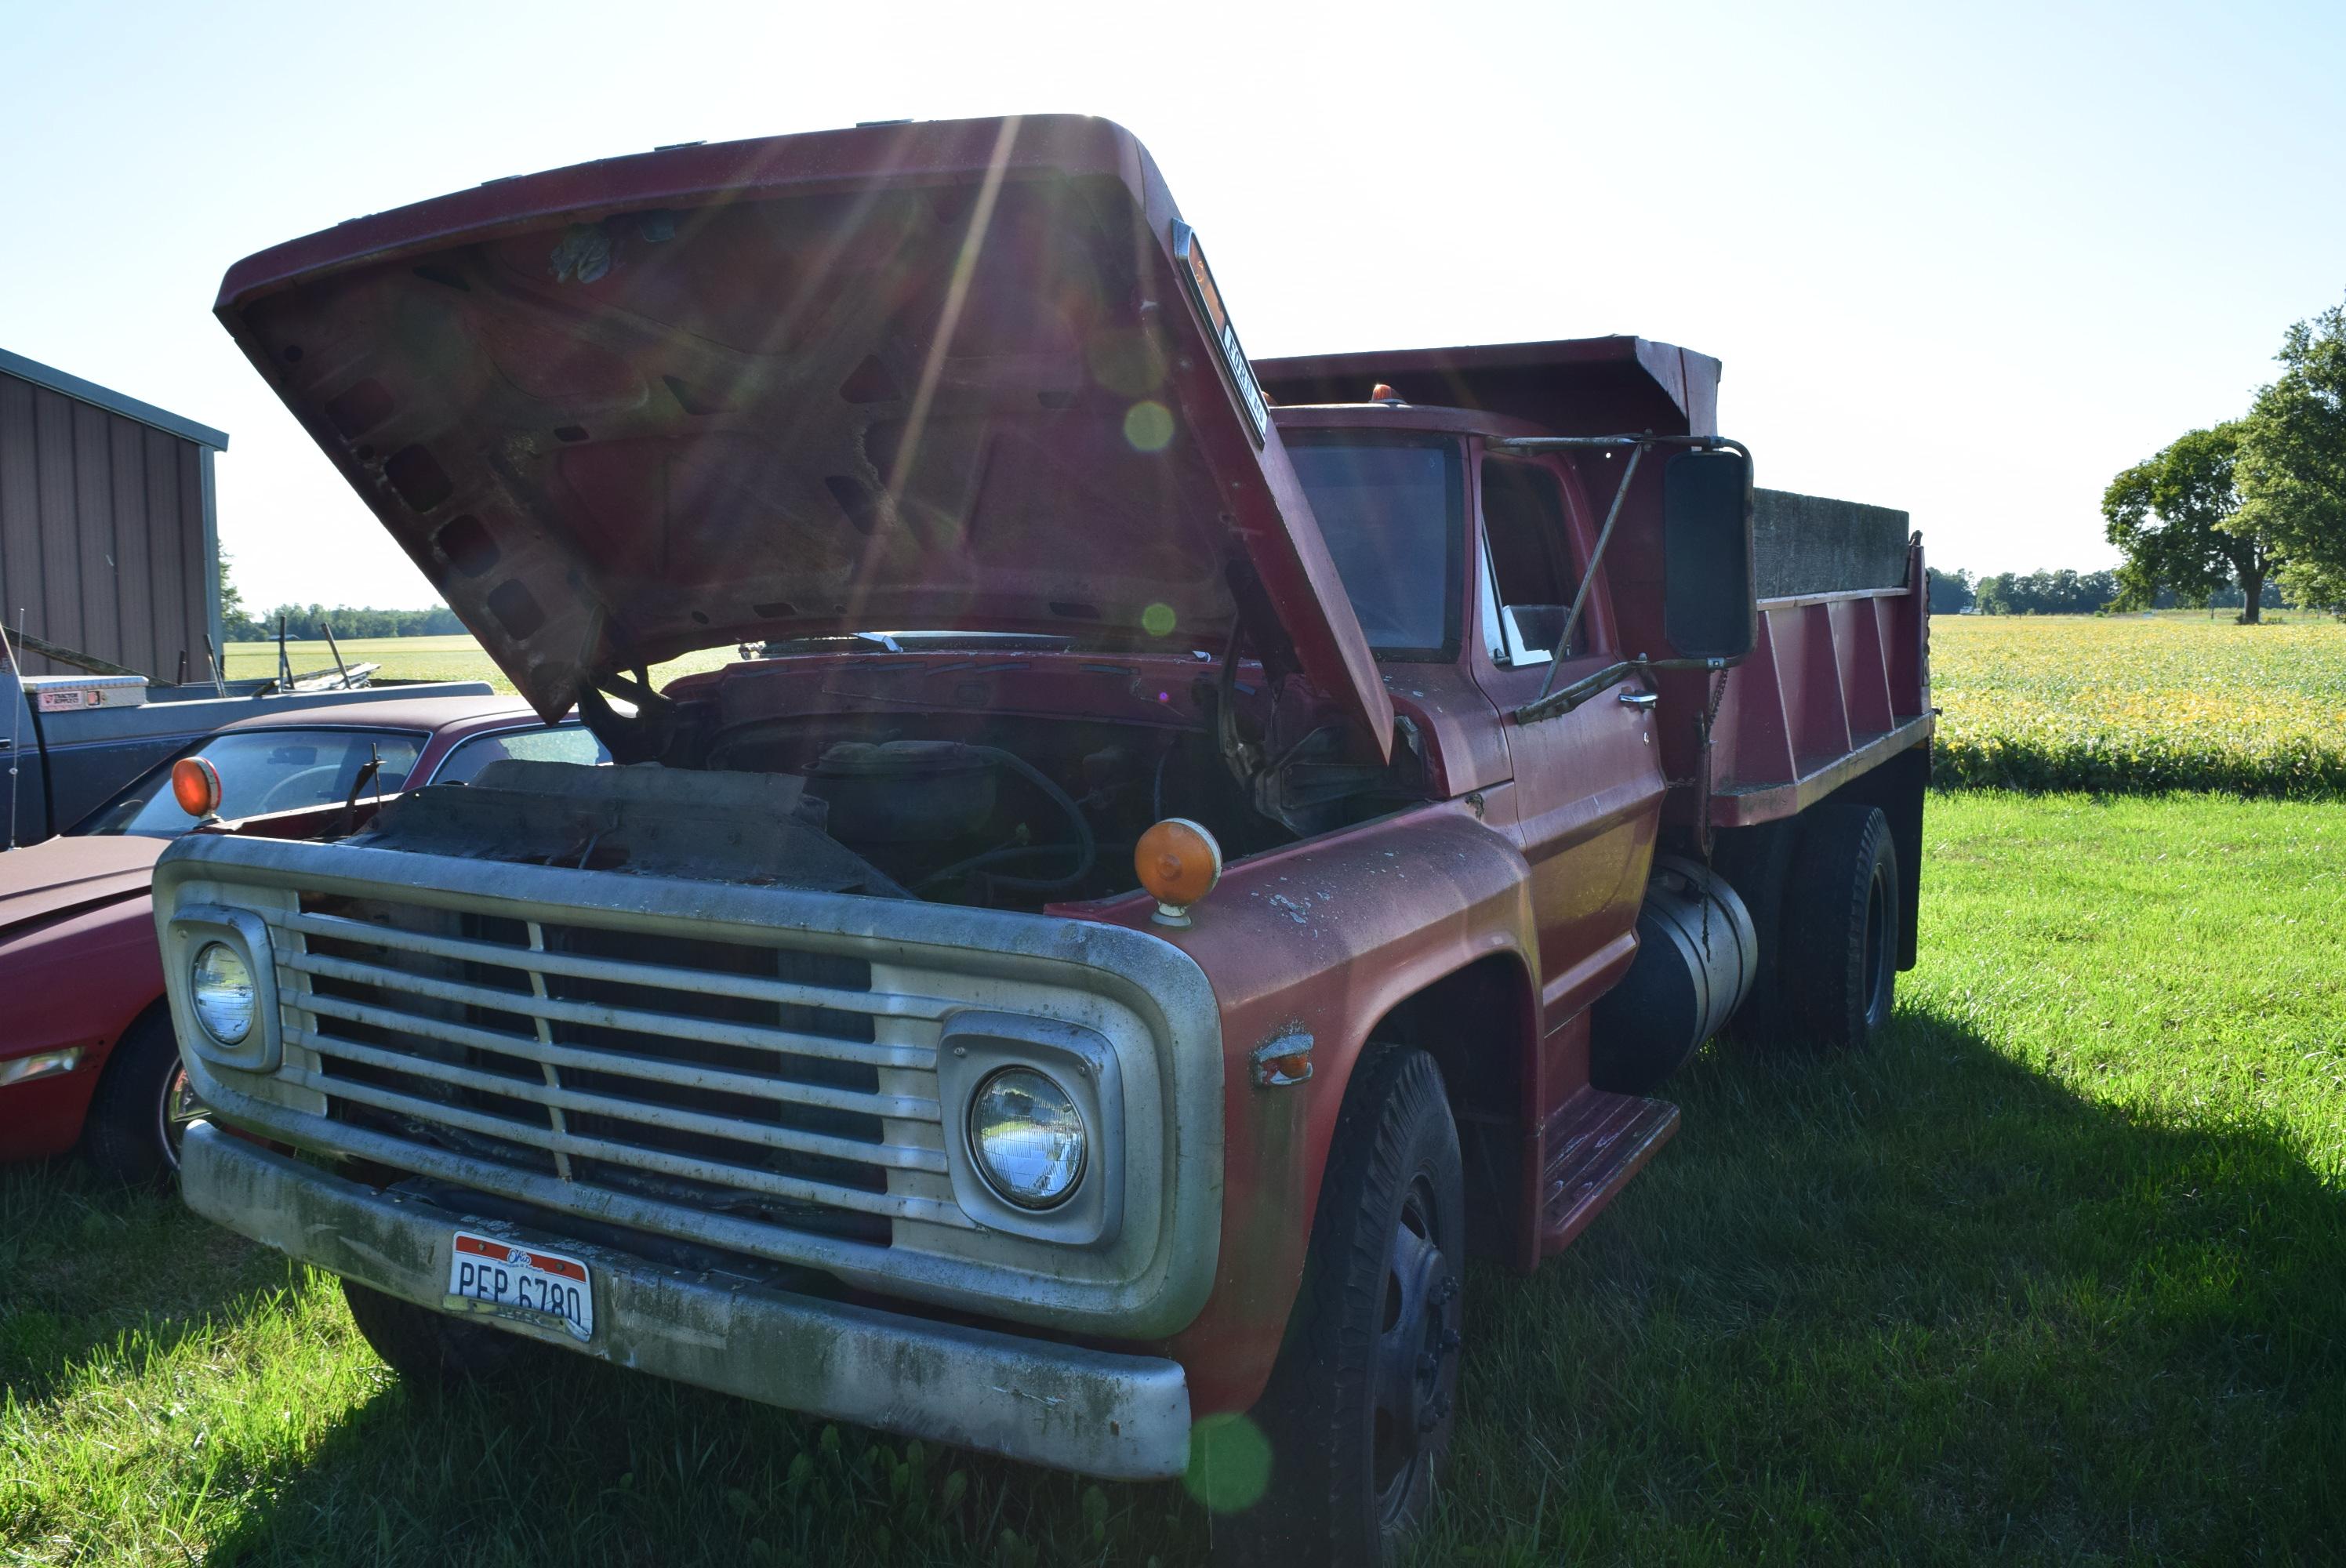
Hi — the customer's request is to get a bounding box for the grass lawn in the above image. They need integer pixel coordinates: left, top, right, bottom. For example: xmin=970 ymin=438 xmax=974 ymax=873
xmin=4 ymin=790 xmax=2340 ymax=1565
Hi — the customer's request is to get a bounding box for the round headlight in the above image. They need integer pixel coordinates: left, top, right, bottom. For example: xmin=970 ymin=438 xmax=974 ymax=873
xmin=191 ymin=942 xmax=255 ymax=1044
xmin=968 ymin=1066 xmax=1086 ymax=1210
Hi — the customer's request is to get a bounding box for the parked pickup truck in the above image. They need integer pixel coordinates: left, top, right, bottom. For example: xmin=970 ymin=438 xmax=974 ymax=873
xmin=0 ymin=694 xmax=601 ymax=1185
xmin=158 ymin=116 xmax=1931 ymax=1563
xmin=2 ymin=655 xmax=493 ymax=848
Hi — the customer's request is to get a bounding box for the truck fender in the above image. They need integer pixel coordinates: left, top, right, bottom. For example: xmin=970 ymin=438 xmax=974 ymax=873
xmin=1146 ymin=801 xmax=1542 ymax=1417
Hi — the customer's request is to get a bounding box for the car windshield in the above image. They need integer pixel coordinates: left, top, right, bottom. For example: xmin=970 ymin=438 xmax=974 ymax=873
xmin=1286 ymin=435 xmax=1461 ymax=657
xmin=73 ymin=728 xmax=428 ymax=838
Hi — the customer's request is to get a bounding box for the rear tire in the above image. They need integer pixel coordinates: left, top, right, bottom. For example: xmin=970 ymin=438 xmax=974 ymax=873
xmin=342 ymin=1279 xmax=545 ymax=1385
xmin=1215 ymin=1046 xmax=1465 ymax=1566
xmin=82 ymin=1009 xmax=205 ymax=1188
xmin=1779 ymin=804 xmax=1900 ymax=1050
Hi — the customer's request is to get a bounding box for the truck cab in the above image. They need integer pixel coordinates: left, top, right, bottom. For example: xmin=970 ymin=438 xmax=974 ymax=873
xmin=157 ymin=115 xmax=1930 ymax=1564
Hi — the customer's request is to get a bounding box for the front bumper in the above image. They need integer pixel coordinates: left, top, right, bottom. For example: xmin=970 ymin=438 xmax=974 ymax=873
xmin=181 ymin=1123 xmax=1194 ymax=1479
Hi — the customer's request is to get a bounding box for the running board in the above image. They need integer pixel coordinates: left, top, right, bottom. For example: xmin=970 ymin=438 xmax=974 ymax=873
xmin=1540 ymin=1089 xmax=1680 ymax=1252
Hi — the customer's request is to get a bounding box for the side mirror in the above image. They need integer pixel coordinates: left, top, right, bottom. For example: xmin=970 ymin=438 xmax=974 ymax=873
xmin=1662 ymin=448 xmax=1756 ymax=662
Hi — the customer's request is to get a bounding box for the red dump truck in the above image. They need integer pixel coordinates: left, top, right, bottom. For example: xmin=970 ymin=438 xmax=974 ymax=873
xmin=158 ymin=116 xmax=1930 ymax=1562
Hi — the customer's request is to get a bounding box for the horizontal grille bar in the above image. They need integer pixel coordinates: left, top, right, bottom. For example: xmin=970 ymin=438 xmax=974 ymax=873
xmin=287 ymin=1025 xmax=948 ymax=1175
xmin=277 ymin=1064 xmax=973 ymax=1228
xmin=269 ymin=907 xmax=959 ymax=1022
xmin=291 ymin=988 xmax=942 ymax=1123
xmin=281 ymin=949 xmax=933 ymax=1073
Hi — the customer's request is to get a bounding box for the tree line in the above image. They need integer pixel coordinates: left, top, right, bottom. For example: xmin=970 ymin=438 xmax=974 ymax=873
xmin=216 ymin=567 xmax=467 ymax=644
xmin=1927 ymin=566 xmax=2286 ymax=616
xmin=223 ymin=604 xmax=470 ymax=642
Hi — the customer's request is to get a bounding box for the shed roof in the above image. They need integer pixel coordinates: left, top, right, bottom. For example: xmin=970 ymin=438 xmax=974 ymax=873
xmin=0 ymin=346 xmax=229 ymax=450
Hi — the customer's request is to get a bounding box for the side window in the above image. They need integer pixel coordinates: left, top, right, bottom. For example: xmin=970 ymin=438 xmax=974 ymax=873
xmin=1480 ymin=459 xmax=1590 ymax=663
xmin=430 ymin=724 xmax=611 ymax=786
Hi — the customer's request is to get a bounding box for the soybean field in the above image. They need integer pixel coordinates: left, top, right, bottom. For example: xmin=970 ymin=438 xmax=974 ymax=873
xmin=1929 ymin=612 xmax=2346 ymax=797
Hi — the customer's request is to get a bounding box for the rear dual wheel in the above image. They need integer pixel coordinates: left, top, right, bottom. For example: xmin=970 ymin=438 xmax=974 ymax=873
xmin=1219 ymin=1045 xmax=1465 ymax=1565
xmin=1779 ymin=803 xmax=1900 ymax=1050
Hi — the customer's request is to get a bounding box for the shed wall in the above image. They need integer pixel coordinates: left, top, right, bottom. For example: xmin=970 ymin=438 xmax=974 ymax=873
xmin=0 ymin=368 xmax=217 ymax=681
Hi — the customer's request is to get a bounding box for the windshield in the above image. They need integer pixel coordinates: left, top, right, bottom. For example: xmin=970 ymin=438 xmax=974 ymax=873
xmin=1286 ymin=434 xmax=1462 ymax=658
xmin=73 ymin=728 xmax=428 ymax=838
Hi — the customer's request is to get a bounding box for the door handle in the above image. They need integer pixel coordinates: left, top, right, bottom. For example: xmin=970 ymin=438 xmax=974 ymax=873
xmin=1617 ymin=689 xmax=1658 ymax=710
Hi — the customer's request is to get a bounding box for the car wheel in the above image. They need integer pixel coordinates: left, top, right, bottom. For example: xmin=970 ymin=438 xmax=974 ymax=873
xmin=83 ymin=1008 xmax=205 ymax=1188
xmin=1216 ymin=1045 xmax=1465 ymax=1566
xmin=1780 ymin=804 xmax=1900 ymax=1050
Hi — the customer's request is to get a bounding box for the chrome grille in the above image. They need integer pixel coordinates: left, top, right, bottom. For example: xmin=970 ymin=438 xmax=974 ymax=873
xmin=263 ymin=894 xmax=971 ymax=1246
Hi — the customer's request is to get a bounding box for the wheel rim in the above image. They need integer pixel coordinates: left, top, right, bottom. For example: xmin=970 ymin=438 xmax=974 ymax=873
xmin=1369 ymin=1174 xmax=1461 ymax=1522
xmin=1861 ymin=864 xmax=1892 ymax=1029
xmin=158 ymin=1063 xmax=208 ymax=1171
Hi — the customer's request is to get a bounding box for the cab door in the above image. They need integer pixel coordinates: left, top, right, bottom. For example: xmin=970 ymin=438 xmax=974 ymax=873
xmin=1467 ymin=445 xmax=1665 ymax=1035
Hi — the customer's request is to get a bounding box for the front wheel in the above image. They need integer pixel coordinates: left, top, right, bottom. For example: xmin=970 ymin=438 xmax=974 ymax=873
xmin=1218 ymin=1045 xmax=1465 ymax=1565
xmin=342 ymin=1279 xmax=547 ymax=1385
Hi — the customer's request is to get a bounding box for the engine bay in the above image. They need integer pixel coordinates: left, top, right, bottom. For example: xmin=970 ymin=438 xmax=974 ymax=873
xmin=354 ymin=653 xmax=1428 ymax=913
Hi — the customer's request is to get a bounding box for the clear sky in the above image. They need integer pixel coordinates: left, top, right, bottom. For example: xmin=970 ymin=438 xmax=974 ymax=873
xmin=5 ymin=0 xmax=2341 ymax=609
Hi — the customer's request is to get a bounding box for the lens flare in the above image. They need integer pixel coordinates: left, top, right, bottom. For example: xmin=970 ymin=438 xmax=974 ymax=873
xmin=1184 ymin=1413 xmax=1273 ymax=1512
xmin=1123 ymin=401 xmax=1175 ymax=452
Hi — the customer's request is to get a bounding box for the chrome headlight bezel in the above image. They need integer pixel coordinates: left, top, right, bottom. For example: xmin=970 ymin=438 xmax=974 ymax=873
xmin=935 ymin=1011 xmax=1124 ymax=1247
xmin=161 ymin=904 xmax=281 ymax=1073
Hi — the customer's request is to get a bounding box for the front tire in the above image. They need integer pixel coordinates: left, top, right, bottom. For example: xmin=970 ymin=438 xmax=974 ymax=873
xmin=82 ymin=1008 xmax=205 ymax=1187
xmin=342 ymin=1279 xmax=546 ymax=1385
xmin=1779 ymin=804 xmax=1900 ymax=1050
xmin=1220 ymin=1045 xmax=1465 ymax=1565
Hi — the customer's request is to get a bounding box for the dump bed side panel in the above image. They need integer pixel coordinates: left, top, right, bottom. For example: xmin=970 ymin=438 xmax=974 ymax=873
xmin=1676 ymin=527 xmax=1931 ymax=829
xmin=1751 ymin=489 xmax=1910 ymax=600
xmin=1591 ymin=475 xmax=1930 ymax=829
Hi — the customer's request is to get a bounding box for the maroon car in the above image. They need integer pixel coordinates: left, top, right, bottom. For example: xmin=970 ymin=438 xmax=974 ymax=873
xmin=0 ymin=695 xmax=605 ymax=1183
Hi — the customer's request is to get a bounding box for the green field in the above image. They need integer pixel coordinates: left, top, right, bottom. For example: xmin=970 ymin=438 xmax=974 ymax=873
xmin=5 ymin=789 xmax=2339 ymax=1565
xmin=1930 ymin=613 xmax=2346 ymax=797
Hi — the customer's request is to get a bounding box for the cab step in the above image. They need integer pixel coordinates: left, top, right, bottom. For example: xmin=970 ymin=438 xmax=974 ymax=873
xmin=1540 ymin=1089 xmax=1680 ymax=1251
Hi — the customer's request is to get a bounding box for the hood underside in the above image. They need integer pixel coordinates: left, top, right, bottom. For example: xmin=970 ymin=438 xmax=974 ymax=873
xmin=216 ymin=115 xmax=1392 ymax=753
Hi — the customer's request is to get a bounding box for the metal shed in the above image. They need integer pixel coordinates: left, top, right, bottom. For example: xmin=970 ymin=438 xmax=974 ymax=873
xmin=0 ymin=347 xmax=228 ymax=681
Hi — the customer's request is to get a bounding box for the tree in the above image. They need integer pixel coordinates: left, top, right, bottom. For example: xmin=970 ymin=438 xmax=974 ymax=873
xmin=2101 ymin=422 xmax=2282 ymax=622
xmin=216 ymin=554 xmax=271 ymax=641
xmin=2238 ymin=299 xmax=2346 ymax=613
xmin=1927 ymin=565 xmax=1974 ymax=614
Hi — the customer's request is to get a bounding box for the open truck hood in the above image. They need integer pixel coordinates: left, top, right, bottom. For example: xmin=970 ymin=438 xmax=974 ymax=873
xmin=215 ymin=115 xmax=1393 ymax=755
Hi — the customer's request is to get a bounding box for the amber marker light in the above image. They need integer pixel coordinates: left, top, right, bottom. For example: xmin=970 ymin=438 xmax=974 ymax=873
xmin=172 ymin=757 xmax=223 ymax=820
xmin=1135 ymin=817 xmax=1222 ymax=927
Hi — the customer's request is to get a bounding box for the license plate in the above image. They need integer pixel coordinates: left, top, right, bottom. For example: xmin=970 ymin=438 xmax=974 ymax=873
xmin=445 ymin=1230 xmax=594 ymax=1341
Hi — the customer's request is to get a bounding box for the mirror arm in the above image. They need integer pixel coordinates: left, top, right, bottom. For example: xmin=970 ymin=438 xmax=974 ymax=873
xmin=1487 ymin=434 xmax=1751 ymax=703
xmin=1532 ymin=442 xmax=1643 ymax=701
